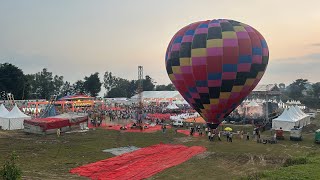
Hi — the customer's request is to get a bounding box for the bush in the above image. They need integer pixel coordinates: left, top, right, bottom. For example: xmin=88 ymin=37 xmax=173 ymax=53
xmin=283 ymin=157 xmax=308 ymax=167
xmin=0 ymin=152 xmax=22 ymax=180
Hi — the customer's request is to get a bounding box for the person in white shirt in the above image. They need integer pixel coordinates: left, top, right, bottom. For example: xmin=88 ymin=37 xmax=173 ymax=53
xmin=208 ymin=131 xmax=211 ymax=141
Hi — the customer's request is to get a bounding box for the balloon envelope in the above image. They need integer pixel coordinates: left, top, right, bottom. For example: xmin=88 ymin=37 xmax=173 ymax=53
xmin=165 ymin=19 xmax=269 ymax=128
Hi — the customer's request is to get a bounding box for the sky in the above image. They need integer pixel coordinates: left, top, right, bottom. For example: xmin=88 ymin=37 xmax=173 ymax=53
xmin=1 ymin=0 xmax=320 ymax=91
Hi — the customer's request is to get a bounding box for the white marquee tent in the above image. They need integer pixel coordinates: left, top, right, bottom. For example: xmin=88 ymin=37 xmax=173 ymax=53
xmin=0 ymin=104 xmax=9 ymax=117
xmin=246 ymin=101 xmax=259 ymax=107
xmin=272 ymin=106 xmax=310 ymax=131
xmin=165 ymin=103 xmax=179 ymax=110
xmin=0 ymin=104 xmax=31 ymax=130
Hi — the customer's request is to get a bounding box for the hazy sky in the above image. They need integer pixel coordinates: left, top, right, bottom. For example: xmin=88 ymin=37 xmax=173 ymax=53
xmin=1 ymin=0 xmax=320 ymax=89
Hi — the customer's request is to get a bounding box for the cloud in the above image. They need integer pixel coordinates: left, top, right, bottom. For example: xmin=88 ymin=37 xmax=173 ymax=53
xmin=262 ymin=53 xmax=320 ymax=84
xmin=271 ymin=53 xmax=320 ymax=64
xmin=311 ymin=43 xmax=320 ymax=47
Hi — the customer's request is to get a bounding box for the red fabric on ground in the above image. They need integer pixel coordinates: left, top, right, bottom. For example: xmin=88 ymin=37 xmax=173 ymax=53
xmin=177 ymin=129 xmax=203 ymax=137
xmin=146 ymin=113 xmax=172 ymax=120
xmin=24 ymin=118 xmax=70 ymax=130
xmin=70 ymin=144 xmax=206 ymax=180
xmin=105 ymin=124 xmax=171 ymax=133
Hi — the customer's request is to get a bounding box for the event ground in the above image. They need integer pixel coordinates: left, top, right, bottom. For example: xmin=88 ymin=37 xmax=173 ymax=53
xmin=1 ymin=117 xmax=320 ymax=179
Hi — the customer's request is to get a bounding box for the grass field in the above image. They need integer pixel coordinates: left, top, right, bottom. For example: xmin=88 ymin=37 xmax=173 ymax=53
xmin=1 ymin=117 xmax=320 ymax=180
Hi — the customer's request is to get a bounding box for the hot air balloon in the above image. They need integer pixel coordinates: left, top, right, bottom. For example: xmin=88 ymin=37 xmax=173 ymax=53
xmin=165 ymin=19 xmax=269 ymax=129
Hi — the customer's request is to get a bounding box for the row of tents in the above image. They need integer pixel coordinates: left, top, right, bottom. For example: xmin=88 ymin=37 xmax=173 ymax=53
xmin=272 ymin=106 xmax=310 ymax=131
xmin=0 ymin=104 xmax=31 ymax=130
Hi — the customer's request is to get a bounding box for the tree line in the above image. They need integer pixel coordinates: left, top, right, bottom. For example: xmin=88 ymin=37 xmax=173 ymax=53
xmin=280 ymin=79 xmax=320 ymax=109
xmin=0 ymin=63 xmax=175 ymax=100
xmin=2 ymin=63 xmax=320 ymax=109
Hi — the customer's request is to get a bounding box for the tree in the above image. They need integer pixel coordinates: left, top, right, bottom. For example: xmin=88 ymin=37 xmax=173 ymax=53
xmin=53 ymin=75 xmax=64 ymax=97
xmin=155 ymin=83 xmax=176 ymax=91
xmin=103 ymin=71 xmax=137 ymax=98
xmin=143 ymin=75 xmax=155 ymax=91
xmin=31 ymin=68 xmax=64 ymax=99
xmin=103 ymin=71 xmax=117 ymax=93
xmin=278 ymin=83 xmax=285 ymax=90
xmin=0 ymin=63 xmax=25 ymax=99
xmin=73 ymin=80 xmax=85 ymax=94
xmin=105 ymin=78 xmax=133 ymax=98
xmin=24 ymin=74 xmax=37 ymax=99
xmin=287 ymin=79 xmax=308 ymax=100
xmin=84 ymin=73 xmax=102 ymax=97
xmin=59 ymin=81 xmax=73 ymax=97
xmin=312 ymin=82 xmax=320 ymax=98
xmin=107 ymin=87 xmax=127 ymax=98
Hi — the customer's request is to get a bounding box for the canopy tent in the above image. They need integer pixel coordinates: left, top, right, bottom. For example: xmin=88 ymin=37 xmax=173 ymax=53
xmin=0 ymin=104 xmax=9 ymax=117
xmin=0 ymin=104 xmax=31 ymax=130
xmin=59 ymin=94 xmax=94 ymax=101
xmin=131 ymin=91 xmax=184 ymax=104
xmin=293 ymin=106 xmax=310 ymax=125
xmin=272 ymin=106 xmax=309 ymax=131
xmin=246 ymin=101 xmax=259 ymax=107
xmin=166 ymin=103 xmax=179 ymax=110
xmin=173 ymin=100 xmax=189 ymax=105
xmin=24 ymin=112 xmax=88 ymax=134
xmin=272 ymin=109 xmax=299 ymax=131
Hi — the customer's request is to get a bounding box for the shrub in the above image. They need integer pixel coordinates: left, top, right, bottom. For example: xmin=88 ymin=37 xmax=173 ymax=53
xmin=283 ymin=157 xmax=308 ymax=167
xmin=0 ymin=152 xmax=22 ymax=180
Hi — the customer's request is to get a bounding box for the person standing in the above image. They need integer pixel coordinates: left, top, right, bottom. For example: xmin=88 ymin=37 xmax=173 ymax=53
xmin=240 ymin=130 xmax=244 ymax=140
xmin=226 ymin=131 xmax=230 ymax=142
xmin=210 ymin=132 xmax=214 ymax=142
xmin=208 ymin=131 xmax=212 ymax=141
xmin=229 ymin=132 xmax=233 ymax=142
xmin=218 ymin=131 xmax=221 ymax=141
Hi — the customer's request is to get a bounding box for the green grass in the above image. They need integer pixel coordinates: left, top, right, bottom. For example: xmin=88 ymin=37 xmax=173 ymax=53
xmin=0 ymin=116 xmax=320 ymax=179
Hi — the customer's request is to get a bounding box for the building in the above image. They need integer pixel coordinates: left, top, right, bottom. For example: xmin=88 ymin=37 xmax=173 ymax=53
xmin=249 ymin=84 xmax=281 ymax=100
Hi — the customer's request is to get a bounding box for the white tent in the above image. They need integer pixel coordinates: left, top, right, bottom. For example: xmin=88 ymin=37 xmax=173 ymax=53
xmin=246 ymin=101 xmax=259 ymax=107
xmin=294 ymin=106 xmax=310 ymax=125
xmin=0 ymin=104 xmax=31 ymax=130
xmin=173 ymin=100 xmax=184 ymax=105
xmin=288 ymin=107 xmax=305 ymax=126
xmin=272 ymin=109 xmax=300 ymax=131
xmin=166 ymin=103 xmax=179 ymax=110
xmin=0 ymin=104 xmax=9 ymax=117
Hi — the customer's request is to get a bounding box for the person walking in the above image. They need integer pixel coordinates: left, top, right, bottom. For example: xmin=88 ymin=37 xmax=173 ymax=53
xmin=229 ymin=132 xmax=233 ymax=142
xmin=208 ymin=131 xmax=212 ymax=141
xmin=218 ymin=131 xmax=221 ymax=141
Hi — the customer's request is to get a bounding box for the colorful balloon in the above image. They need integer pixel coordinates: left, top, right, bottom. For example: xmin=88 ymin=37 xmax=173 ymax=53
xmin=165 ymin=19 xmax=269 ymax=128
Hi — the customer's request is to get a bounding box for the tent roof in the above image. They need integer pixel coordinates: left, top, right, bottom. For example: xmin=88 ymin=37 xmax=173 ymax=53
xmin=293 ymin=106 xmax=308 ymax=117
xmin=246 ymin=101 xmax=259 ymax=107
xmin=287 ymin=107 xmax=303 ymax=119
xmin=3 ymin=104 xmax=30 ymax=119
xmin=166 ymin=103 xmax=179 ymax=109
xmin=274 ymin=109 xmax=296 ymax=122
xmin=131 ymin=91 xmax=183 ymax=99
xmin=59 ymin=94 xmax=93 ymax=100
xmin=0 ymin=104 xmax=9 ymax=117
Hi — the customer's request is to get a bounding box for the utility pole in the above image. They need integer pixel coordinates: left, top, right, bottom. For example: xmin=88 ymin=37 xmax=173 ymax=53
xmin=137 ymin=66 xmax=143 ymax=126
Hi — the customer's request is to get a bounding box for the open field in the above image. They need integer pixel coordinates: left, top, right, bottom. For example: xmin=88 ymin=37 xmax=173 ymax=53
xmin=1 ymin=117 xmax=320 ymax=180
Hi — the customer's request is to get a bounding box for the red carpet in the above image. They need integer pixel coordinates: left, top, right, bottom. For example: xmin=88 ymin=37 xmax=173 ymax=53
xmin=104 ymin=124 xmax=171 ymax=133
xmin=177 ymin=129 xmax=203 ymax=137
xmin=88 ymin=122 xmax=170 ymax=133
xmin=70 ymin=144 xmax=206 ymax=180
